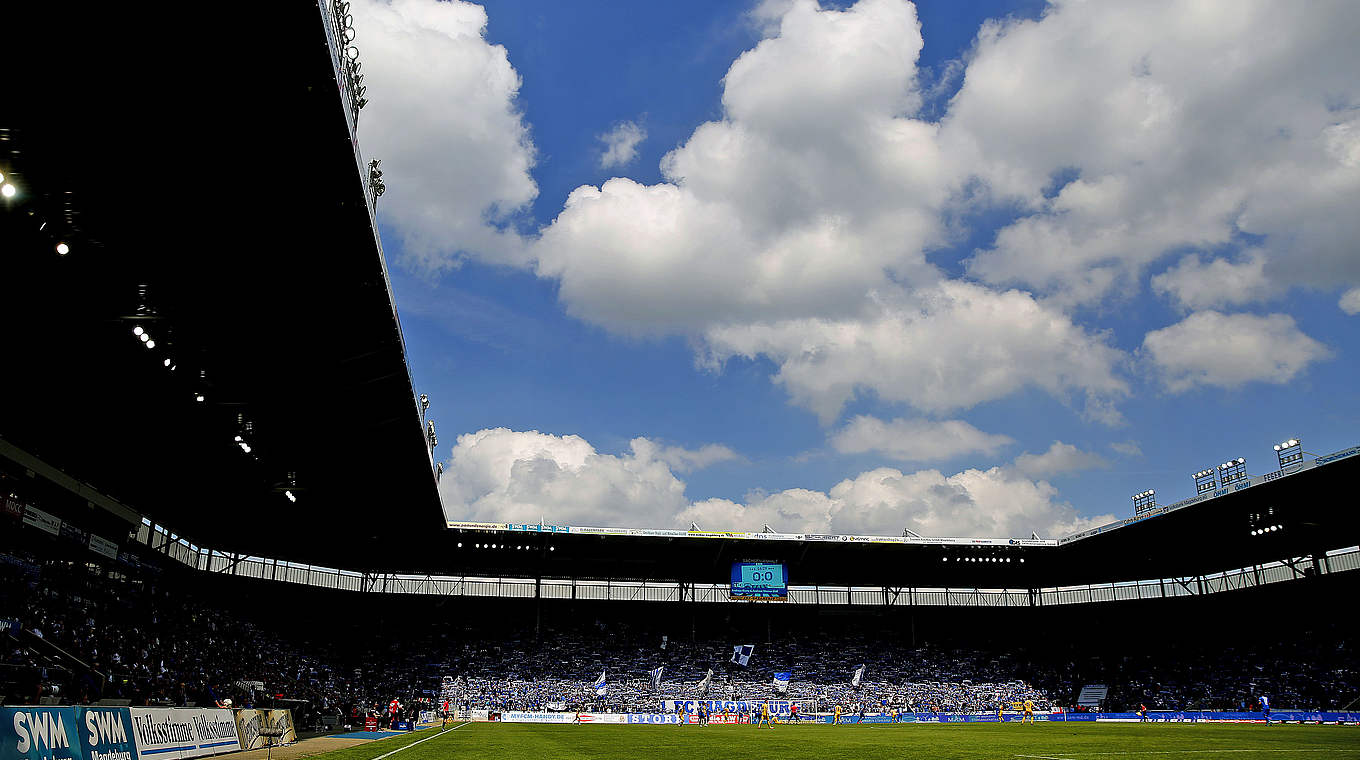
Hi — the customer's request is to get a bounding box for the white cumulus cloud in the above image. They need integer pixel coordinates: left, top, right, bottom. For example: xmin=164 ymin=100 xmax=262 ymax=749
xmin=441 ymin=428 xmax=1114 ymax=539
xmin=1010 ymin=441 xmax=1109 ymax=480
xmin=1340 ymin=287 xmax=1360 ymax=315
xmin=955 ymin=1 xmax=1360 ymax=306
xmin=598 ymin=121 xmax=647 ymax=169
xmin=1151 ymin=251 xmax=1273 ymax=311
xmin=350 ymin=0 xmax=537 ymax=271
xmin=830 ymin=415 xmax=1013 ymax=462
xmin=639 ymin=439 xmax=742 ymax=473
xmin=1142 ymin=311 xmax=1331 ymax=392
xmin=702 ymin=281 xmax=1127 ymax=423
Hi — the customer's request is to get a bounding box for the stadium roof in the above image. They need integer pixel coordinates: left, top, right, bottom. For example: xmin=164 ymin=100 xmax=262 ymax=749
xmin=0 ymin=2 xmax=442 ymax=563
xmin=412 ymin=448 xmax=1360 ymax=588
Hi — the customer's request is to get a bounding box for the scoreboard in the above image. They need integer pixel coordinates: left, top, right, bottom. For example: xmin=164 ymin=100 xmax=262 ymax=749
xmin=730 ymin=562 xmax=788 ymax=601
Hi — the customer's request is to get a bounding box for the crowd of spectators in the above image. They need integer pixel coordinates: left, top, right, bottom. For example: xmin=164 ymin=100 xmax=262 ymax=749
xmin=0 ymin=546 xmax=399 ymax=728
xmin=425 ymin=624 xmax=1056 ymax=714
xmin=3 ymin=536 xmax=1355 ymax=720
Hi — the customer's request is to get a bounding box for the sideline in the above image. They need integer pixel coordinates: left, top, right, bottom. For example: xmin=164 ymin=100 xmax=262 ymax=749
xmin=372 ymin=723 xmax=471 ymax=760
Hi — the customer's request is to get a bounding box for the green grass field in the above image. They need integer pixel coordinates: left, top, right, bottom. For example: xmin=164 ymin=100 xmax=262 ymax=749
xmin=311 ymin=722 xmax=1360 ymax=760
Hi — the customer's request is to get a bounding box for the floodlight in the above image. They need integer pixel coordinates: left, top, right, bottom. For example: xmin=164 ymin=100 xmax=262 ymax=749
xmin=1 ymin=184 xmax=15 ymax=198
xmin=195 ymin=394 xmax=205 ymax=402
xmin=285 ymin=490 xmax=296 ymax=503
xmin=56 ymin=243 xmax=69 ymax=255
xmin=145 ymin=340 xmax=155 ymax=349
xmin=134 ymin=326 xmax=145 ymax=336
xmin=550 ymin=546 xmax=556 ymax=552
xmin=0 ymin=171 xmax=4 ymax=183
xmin=1275 ymin=438 xmax=1303 ymax=469
xmin=164 ymin=358 xmax=172 ymax=367
xmin=139 ymin=332 xmax=149 ymax=342
xmin=457 ymin=542 xmax=463 ymax=548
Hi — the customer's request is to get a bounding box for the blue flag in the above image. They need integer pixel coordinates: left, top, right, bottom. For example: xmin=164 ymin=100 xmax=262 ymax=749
xmin=773 ymin=672 xmax=791 ymax=693
xmin=649 ymin=666 xmax=664 ymax=692
xmin=594 ymin=670 xmax=607 ymax=696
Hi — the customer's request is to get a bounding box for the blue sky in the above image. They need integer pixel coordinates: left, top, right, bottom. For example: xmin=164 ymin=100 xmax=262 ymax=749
xmin=355 ymin=0 xmax=1360 ymax=538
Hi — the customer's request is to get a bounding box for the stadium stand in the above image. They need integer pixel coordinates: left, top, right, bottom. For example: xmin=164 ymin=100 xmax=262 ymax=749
xmin=4 ymin=475 xmax=1357 ymax=720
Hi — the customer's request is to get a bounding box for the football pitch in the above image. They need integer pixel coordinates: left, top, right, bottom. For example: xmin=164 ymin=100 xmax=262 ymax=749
xmin=310 ymin=722 xmax=1360 ymax=760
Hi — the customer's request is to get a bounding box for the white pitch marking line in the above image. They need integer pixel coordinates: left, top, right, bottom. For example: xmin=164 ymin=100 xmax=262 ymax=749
xmin=372 ymin=722 xmax=470 ymax=760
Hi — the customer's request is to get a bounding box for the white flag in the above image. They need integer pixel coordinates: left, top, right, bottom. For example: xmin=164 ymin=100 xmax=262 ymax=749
xmin=698 ymin=668 xmax=714 ymax=695
xmin=593 ymin=670 xmax=608 ymax=697
xmin=851 ymin=664 xmax=865 ymax=687
xmin=649 ymin=666 xmax=665 ymax=692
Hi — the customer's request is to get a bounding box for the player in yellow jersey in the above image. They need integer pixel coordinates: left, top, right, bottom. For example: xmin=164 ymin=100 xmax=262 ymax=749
xmin=1023 ymin=699 xmax=1035 ymax=724
xmin=834 ymin=704 xmax=843 ymax=724
xmin=756 ymin=701 xmax=775 ymax=728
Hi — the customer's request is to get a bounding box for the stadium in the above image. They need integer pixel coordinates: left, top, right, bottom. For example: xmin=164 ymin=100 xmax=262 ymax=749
xmin=3 ymin=2 xmax=1359 ymax=759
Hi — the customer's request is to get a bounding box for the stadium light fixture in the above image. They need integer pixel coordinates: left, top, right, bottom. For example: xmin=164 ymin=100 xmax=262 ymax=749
xmin=420 ymin=394 xmax=429 ymax=413
xmin=1131 ymin=489 xmax=1156 ymax=515
xmin=145 ymin=340 xmax=155 ymax=349
xmin=1273 ymin=438 xmax=1303 ymax=469
xmin=1219 ymin=458 xmax=1247 ymax=486
xmin=285 ymin=490 xmax=296 ymax=503
xmin=56 ymin=242 xmax=69 ymax=255
xmin=195 ymin=394 xmax=205 ymax=402
xmin=1193 ymin=468 xmax=1217 ymax=494
xmin=457 ymin=542 xmax=462 ymax=548
xmin=1 ymin=183 xmax=15 ymax=199
xmin=550 ymin=546 xmax=556 ymax=552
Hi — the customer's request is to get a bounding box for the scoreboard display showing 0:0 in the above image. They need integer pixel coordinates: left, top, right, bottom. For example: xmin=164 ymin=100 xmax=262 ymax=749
xmin=730 ymin=562 xmax=788 ymax=600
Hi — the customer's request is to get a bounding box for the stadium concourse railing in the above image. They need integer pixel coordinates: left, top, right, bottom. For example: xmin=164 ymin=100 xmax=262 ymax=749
xmin=135 ymin=521 xmax=1359 ymax=607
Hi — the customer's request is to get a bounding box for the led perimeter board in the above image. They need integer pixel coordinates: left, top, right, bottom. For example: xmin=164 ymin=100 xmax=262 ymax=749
xmin=730 ymin=562 xmax=788 ymax=601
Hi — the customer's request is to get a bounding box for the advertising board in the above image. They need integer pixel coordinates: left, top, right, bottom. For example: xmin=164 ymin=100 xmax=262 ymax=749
xmin=1 ymin=708 xmax=136 ymax=760
xmin=128 ymin=708 xmax=240 ymax=759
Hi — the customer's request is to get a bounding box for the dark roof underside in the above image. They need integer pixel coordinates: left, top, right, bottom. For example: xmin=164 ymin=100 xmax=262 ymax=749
xmin=1 ymin=2 xmax=442 ymax=564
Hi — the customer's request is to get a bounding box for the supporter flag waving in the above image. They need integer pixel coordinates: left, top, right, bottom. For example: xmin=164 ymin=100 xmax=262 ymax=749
xmin=731 ymin=644 xmax=754 ymax=667
xmin=851 ymin=664 xmax=865 ymax=687
xmin=698 ymin=668 xmax=714 ymax=695
xmin=593 ymin=670 xmax=608 ymax=696
xmin=649 ymin=666 xmax=665 ymax=692
xmin=773 ymin=672 xmax=791 ymax=693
